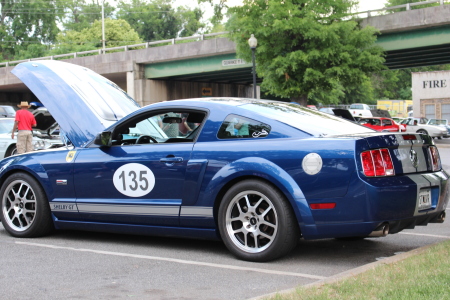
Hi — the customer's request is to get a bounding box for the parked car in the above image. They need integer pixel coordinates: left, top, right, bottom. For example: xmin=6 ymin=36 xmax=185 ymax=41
xmin=391 ymin=117 xmax=405 ymax=123
xmin=0 ymin=117 xmax=62 ymax=158
xmin=1 ymin=60 xmax=447 ymax=262
xmin=0 ymin=105 xmax=16 ymax=118
xmin=319 ymin=107 xmax=335 ymax=114
xmin=307 ymin=105 xmax=318 ymax=110
xmin=349 ymin=103 xmax=372 ymax=117
xmin=358 ymin=117 xmax=406 ymax=132
xmin=400 ymin=117 xmax=447 ymax=139
xmin=427 ymin=119 xmax=450 ymax=138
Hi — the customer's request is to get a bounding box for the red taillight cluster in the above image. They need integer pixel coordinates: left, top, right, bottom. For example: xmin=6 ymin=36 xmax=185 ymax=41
xmin=429 ymin=146 xmax=441 ymax=171
xmin=361 ymin=149 xmax=395 ymax=177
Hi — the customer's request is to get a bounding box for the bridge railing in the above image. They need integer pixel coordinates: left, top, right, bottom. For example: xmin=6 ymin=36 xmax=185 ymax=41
xmin=0 ymin=31 xmax=229 ymax=68
xmin=355 ymin=0 xmax=448 ymax=17
xmin=0 ymin=0 xmax=449 ymax=68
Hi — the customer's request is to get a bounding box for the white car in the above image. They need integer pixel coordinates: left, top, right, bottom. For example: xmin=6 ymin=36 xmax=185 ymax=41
xmin=400 ymin=117 xmax=447 ymax=139
xmin=349 ymin=103 xmax=372 ymax=117
xmin=427 ymin=119 xmax=450 ymax=138
xmin=0 ymin=117 xmax=62 ymax=159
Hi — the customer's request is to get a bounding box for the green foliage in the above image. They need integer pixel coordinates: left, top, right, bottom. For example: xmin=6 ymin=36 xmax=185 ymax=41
xmin=116 ymin=0 xmax=204 ymax=42
xmin=0 ymin=0 xmax=62 ymax=61
xmin=62 ymin=0 xmax=116 ymax=32
xmin=198 ymin=0 xmax=228 ymax=26
xmin=54 ymin=18 xmax=142 ymax=52
xmin=227 ymin=0 xmax=386 ymax=105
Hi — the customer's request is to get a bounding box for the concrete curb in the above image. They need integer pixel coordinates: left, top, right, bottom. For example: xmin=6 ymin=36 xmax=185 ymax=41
xmin=249 ymin=241 xmax=444 ymax=300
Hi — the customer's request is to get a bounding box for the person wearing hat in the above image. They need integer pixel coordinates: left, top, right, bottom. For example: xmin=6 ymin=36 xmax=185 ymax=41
xmin=11 ymin=101 xmax=37 ymax=154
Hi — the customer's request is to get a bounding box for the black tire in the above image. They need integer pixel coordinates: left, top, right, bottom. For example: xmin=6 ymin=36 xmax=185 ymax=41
xmin=4 ymin=144 xmax=17 ymax=157
xmin=218 ymin=179 xmax=300 ymax=262
xmin=0 ymin=172 xmax=54 ymax=237
xmin=417 ymin=129 xmax=428 ymax=136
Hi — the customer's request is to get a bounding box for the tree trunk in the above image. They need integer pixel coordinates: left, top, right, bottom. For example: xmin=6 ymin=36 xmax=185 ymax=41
xmin=290 ymin=95 xmax=308 ymax=106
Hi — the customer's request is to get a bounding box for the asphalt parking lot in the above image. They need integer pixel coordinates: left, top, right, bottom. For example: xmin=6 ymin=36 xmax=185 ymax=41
xmin=0 ymin=142 xmax=449 ymax=300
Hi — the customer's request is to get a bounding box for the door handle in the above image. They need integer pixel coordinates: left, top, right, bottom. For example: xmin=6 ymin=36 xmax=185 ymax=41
xmin=160 ymin=157 xmax=184 ymax=163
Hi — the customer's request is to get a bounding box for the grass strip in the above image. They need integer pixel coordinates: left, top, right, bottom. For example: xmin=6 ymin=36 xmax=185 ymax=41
xmin=267 ymin=240 xmax=450 ymax=300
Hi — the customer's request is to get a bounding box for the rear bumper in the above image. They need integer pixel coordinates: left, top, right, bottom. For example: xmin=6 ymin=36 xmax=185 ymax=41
xmin=299 ymin=170 xmax=449 ymax=240
xmin=301 ymin=209 xmax=445 ymax=239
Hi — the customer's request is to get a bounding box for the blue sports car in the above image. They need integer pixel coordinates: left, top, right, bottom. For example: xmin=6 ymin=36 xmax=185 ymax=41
xmin=0 ymin=61 xmax=448 ymax=262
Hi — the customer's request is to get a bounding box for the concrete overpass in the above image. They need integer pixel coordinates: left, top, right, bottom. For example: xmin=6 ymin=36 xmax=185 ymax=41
xmin=1 ymin=3 xmax=450 ymax=106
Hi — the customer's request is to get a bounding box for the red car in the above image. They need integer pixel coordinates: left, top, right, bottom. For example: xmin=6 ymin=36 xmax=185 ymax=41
xmin=358 ymin=117 xmax=406 ymax=132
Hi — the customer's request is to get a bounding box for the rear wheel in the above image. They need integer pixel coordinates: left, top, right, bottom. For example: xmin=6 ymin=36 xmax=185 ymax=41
xmin=218 ymin=179 xmax=300 ymax=262
xmin=4 ymin=144 xmax=17 ymax=157
xmin=417 ymin=129 xmax=428 ymax=136
xmin=0 ymin=172 xmax=54 ymax=237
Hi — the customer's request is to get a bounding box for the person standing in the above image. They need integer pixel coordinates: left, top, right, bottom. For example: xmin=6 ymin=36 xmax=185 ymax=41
xmin=11 ymin=101 xmax=37 ymax=154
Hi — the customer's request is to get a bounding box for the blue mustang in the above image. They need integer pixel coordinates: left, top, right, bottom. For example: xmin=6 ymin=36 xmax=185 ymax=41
xmin=0 ymin=60 xmax=448 ymax=262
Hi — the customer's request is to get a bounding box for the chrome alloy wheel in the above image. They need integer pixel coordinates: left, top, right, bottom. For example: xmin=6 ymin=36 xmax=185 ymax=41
xmin=2 ymin=179 xmax=36 ymax=232
xmin=225 ymin=190 xmax=278 ymax=253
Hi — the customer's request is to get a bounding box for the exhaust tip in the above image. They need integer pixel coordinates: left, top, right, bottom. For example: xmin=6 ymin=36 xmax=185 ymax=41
xmin=437 ymin=211 xmax=446 ymax=223
xmin=369 ymin=223 xmax=389 ymax=237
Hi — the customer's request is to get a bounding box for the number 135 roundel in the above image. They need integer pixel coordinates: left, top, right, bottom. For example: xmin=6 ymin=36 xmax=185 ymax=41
xmin=0 ymin=60 xmax=448 ymax=262
xmin=113 ymin=163 xmax=156 ymax=197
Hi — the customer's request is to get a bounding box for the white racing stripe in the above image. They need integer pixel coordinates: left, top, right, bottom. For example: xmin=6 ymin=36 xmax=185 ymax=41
xmin=15 ymin=241 xmax=326 ymax=280
xmin=399 ymin=232 xmax=450 ymax=239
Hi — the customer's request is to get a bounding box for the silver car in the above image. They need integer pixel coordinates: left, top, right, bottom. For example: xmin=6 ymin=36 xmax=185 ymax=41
xmin=400 ymin=117 xmax=447 ymax=139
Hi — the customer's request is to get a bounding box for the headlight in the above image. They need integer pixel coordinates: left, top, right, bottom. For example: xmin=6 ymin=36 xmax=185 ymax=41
xmin=33 ymin=140 xmax=49 ymax=150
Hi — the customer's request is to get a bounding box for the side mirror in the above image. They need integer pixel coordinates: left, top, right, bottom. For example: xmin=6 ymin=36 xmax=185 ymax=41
xmin=94 ymin=131 xmax=112 ymax=147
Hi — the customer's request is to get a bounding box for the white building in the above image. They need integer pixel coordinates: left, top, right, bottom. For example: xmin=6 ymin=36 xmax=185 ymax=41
xmin=412 ymin=71 xmax=450 ymax=120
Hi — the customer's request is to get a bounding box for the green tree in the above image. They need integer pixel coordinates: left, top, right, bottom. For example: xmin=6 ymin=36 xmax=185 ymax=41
xmin=61 ymin=0 xmax=116 ymax=32
xmin=227 ymin=0 xmax=386 ymax=105
xmin=116 ymin=0 xmax=204 ymax=42
xmin=0 ymin=0 xmax=63 ymax=61
xmin=53 ymin=18 xmax=142 ymax=53
xmin=198 ymin=0 xmax=228 ymax=27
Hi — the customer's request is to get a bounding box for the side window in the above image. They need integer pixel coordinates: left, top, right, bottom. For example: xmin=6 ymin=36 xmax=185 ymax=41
xmin=383 ymin=120 xmax=392 ymax=125
xmin=218 ymin=114 xmax=271 ymax=139
xmin=0 ymin=108 xmax=5 ymax=116
xmin=112 ymin=110 xmax=205 ymax=145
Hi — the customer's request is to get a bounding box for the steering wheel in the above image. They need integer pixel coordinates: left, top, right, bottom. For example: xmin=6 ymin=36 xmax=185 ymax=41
xmin=136 ymin=135 xmax=158 ymax=144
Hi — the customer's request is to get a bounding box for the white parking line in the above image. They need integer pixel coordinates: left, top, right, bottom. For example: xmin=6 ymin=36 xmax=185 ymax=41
xmin=399 ymin=232 xmax=450 ymax=239
xmin=15 ymin=241 xmax=326 ymax=280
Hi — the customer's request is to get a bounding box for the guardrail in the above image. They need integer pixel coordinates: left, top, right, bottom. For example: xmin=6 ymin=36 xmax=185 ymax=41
xmin=355 ymin=0 xmax=448 ymax=17
xmin=1 ymin=0 xmax=449 ymax=68
xmin=0 ymin=31 xmax=228 ymax=68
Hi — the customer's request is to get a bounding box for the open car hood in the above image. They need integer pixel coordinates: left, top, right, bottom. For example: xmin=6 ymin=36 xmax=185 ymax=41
xmin=12 ymin=60 xmax=140 ymax=147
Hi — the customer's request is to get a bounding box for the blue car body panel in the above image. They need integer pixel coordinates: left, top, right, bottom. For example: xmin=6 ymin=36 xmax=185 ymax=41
xmin=1 ymin=60 xmax=448 ymax=245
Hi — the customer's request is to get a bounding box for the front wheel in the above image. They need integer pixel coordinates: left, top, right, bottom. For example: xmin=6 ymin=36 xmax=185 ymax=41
xmin=218 ymin=179 xmax=300 ymax=262
xmin=0 ymin=172 xmax=54 ymax=237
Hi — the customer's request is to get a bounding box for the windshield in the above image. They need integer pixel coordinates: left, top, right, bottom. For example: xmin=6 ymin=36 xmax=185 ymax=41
xmin=0 ymin=119 xmax=14 ymax=134
xmin=242 ymin=102 xmax=374 ymax=137
xmin=429 ymin=119 xmax=446 ymax=125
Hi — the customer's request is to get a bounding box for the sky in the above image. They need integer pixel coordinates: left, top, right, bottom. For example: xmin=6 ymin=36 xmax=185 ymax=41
xmin=175 ymin=0 xmax=386 ymax=11
xmin=173 ymin=0 xmax=390 ymax=22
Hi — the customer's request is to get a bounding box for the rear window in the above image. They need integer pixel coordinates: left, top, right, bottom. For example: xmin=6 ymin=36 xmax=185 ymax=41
xmin=218 ymin=114 xmax=271 ymax=139
xmin=241 ymin=102 xmax=373 ymax=137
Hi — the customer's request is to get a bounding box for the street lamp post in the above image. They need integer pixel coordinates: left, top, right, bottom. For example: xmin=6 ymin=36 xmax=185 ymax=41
xmin=101 ymin=0 xmax=105 ymax=51
xmin=248 ymin=34 xmax=257 ymax=98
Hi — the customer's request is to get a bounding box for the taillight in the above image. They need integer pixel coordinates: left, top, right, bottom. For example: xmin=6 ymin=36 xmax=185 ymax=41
xmin=402 ymin=134 xmax=416 ymax=140
xmin=428 ymin=146 xmax=441 ymax=171
xmin=310 ymin=203 xmax=336 ymax=210
xmin=361 ymin=148 xmax=395 ymax=177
